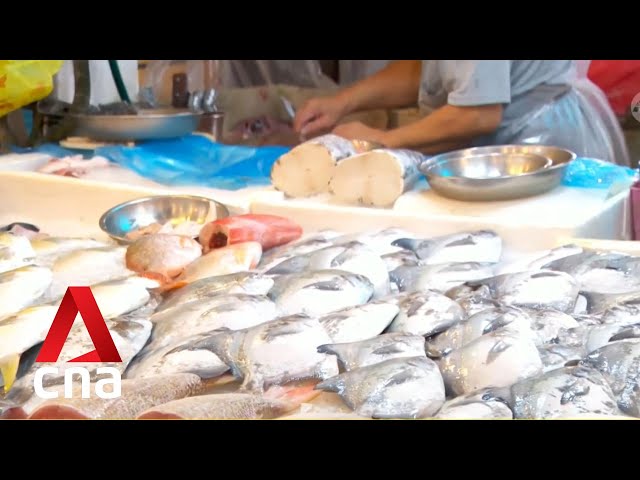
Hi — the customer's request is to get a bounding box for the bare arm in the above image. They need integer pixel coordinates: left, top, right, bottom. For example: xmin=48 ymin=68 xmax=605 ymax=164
xmin=382 ymin=104 xmax=503 ymax=153
xmin=337 ymin=60 xmax=422 ymax=115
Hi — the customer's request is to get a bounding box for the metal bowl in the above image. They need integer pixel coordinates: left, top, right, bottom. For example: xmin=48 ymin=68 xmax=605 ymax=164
xmin=99 ymin=195 xmax=230 ymax=244
xmin=67 ymin=108 xmax=203 ymax=142
xmin=420 ymin=145 xmax=576 ymax=202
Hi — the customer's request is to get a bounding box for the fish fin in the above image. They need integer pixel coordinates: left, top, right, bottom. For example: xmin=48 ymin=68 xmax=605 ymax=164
xmin=159 ymin=280 xmax=189 ymax=292
xmin=316 ymin=343 xmax=340 ymax=356
xmin=384 ymin=369 xmax=416 ymax=387
xmin=303 ymin=280 xmax=343 ymax=292
xmin=486 ymin=340 xmax=512 ymax=364
xmin=372 ymin=344 xmax=406 ymax=355
xmin=315 ymin=375 xmax=343 ymax=393
xmin=391 ymin=238 xmax=423 ymax=253
xmin=1 ymin=353 xmax=21 ymax=393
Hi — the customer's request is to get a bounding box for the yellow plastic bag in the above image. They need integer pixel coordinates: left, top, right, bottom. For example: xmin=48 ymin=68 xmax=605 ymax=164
xmin=0 ymin=60 xmax=63 ymax=117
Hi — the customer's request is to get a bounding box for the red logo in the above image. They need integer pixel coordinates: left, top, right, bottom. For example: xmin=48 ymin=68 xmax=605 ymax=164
xmin=36 ymin=287 xmax=122 ymax=363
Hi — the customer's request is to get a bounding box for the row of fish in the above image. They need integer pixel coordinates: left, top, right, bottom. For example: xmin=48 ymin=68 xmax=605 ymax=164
xmin=2 ymin=219 xmax=640 ymax=419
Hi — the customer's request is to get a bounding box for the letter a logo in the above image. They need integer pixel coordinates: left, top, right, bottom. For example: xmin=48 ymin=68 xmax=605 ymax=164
xmin=36 ymin=287 xmax=122 ymax=363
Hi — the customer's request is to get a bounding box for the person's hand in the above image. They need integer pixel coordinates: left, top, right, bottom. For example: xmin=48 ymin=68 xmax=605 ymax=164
xmin=294 ymin=95 xmax=347 ymax=139
xmin=332 ymin=121 xmax=388 ymax=146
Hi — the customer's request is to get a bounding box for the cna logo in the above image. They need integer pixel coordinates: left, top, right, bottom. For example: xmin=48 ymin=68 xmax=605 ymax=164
xmin=34 ymin=286 xmax=122 ymax=400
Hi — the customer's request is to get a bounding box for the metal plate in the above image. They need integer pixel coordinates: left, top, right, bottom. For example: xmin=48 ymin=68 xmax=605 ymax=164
xmin=420 ymin=145 xmax=576 ymax=202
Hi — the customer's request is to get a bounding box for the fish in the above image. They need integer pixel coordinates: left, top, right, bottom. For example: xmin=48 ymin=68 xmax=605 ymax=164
xmin=434 ymin=390 xmax=514 ymax=419
xmin=389 ymin=262 xmax=495 ymax=294
xmin=267 ymin=269 xmax=374 ymax=317
xmin=504 ymin=365 xmax=622 ymax=419
xmin=125 ymin=234 xmax=202 ymax=283
xmin=168 ymin=242 xmax=263 ymax=288
xmin=124 ymin=334 xmax=230 ymax=380
xmin=137 ymin=393 xmax=295 ymax=420
xmin=426 ymin=306 xmax=534 ymax=358
xmin=329 ymin=149 xmax=424 ymax=208
xmin=268 ymin=241 xmax=389 ymax=298
xmin=0 ymin=265 xmax=52 ymax=320
xmin=198 ymin=214 xmax=303 ymax=253
xmin=156 ymin=272 xmax=275 ymax=313
xmin=42 ymin=246 xmax=131 ymax=302
xmin=537 ymin=344 xmax=584 ymax=373
xmin=0 ymin=232 xmax=35 ymax=274
xmin=332 ymin=228 xmax=415 ymax=256
xmin=317 ymin=301 xmax=400 ymax=343
xmin=257 ymin=230 xmax=342 ymax=272
xmin=446 ymin=283 xmax=500 ymax=317
xmin=496 ymin=244 xmax=583 ymax=275
xmin=470 ymin=270 xmax=580 ymax=313
xmin=381 ymin=250 xmax=420 ymax=272
xmin=146 ymin=294 xmax=278 ymax=351
xmin=74 ymin=276 xmax=153 ymax=321
xmin=392 ymin=230 xmax=502 ymax=265
xmin=182 ymin=314 xmax=339 ymax=392
xmin=30 ymin=237 xmax=108 ymax=266
xmin=27 ymin=373 xmax=203 ymax=420
xmin=581 ymin=323 xmax=640 ymax=354
xmin=315 ymin=356 xmax=445 ymax=419
xmin=3 ymin=304 xmax=153 ymax=404
xmin=0 ymin=305 xmax=59 ymax=392
xmin=317 ymin=333 xmax=427 ymax=371
xmin=386 ymin=290 xmax=466 ymax=338
xmin=439 ymin=329 xmax=543 ymax=396
xmin=582 ymin=339 xmax=640 ymax=417
xmin=598 ymin=297 xmax=640 ymax=325
xmin=518 ymin=308 xmax=580 ymax=345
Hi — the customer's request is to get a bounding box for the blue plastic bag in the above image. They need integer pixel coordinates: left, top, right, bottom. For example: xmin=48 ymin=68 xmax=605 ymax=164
xmin=96 ymin=135 xmax=290 ymax=190
xmin=562 ymin=157 xmax=637 ymax=189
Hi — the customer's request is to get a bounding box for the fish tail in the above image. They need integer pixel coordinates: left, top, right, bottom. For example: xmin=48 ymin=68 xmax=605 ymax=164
xmin=315 ymin=375 xmax=343 ymax=393
xmin=0 ymin=353 xmax=21 ymax=394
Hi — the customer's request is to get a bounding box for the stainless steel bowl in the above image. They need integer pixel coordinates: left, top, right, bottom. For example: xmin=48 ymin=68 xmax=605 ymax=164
xmin=420 ymin=145 xmax=576 ymax=202
xmin=99 ymin=195 xmax=230 ymax=244
xmin=68 ymin=108 xmax=203 ymax=142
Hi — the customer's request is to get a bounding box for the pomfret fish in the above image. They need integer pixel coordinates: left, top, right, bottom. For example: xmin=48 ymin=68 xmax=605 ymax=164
xmin=31 ymin=237 xmax=108 ymax=266
xmin=390 ymin=262 xmax=495 ymax=294
xmin=446 ymin=283 xmax=500 ymax=317
xmin=434 ymin=390 xmax=513 ymax=419
xmin=156 ymin=272 xmax=275 ymax=313
xmin=387 ymin=290 xmax=466 ymax=338
xmin=537 ymin=344 xmax=584 ymax=373
xmin=392 ymin=230 xmax=502 ymax=265
xmin=268 ymin=269 xmax=374 ymax=317
xmin=582 ymin=339 xmax=640 ymax=417
xmin=180 ymin=314 xmax=339 ymax=392
xmin=318 ymin=333 xmax=426 ymax=371
xmin=332 ymin=228 xmax=414 ymax=256
xmin=439 ymin=329 xmax=543 ymax=396
xmin=316 ymin=356 xmax=445 ymax=419
xmin=381 ymin=250 xmax=420 ymax=272
xmin=257 ymin=230 xmax=341 ymax=272
xmin=318 ymin=301 xmax=399 ymax=343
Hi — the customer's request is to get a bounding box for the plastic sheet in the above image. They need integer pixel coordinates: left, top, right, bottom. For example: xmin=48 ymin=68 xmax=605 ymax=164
xmin=0 ymin=61 xmax=63 ymax=117
xmin=562 ymin=157 xmax=637 ymax=189
xmin=95 ymin=134 xmax=290 ymax=190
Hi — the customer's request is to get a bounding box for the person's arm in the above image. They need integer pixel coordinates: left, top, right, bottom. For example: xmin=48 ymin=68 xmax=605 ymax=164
xmin=382 ymin=104 xmax=503 ymax=152
xmin=336 ymin=60 xmax=422 ymax=115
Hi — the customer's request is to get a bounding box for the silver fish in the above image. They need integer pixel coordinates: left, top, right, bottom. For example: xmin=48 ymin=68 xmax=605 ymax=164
xmin=268 ymin=242 xmax=389 ymax=298
xmin=597 ymin=297 xmax=640 ymax=325
xmin=387 ymin=290 xmax=466 ymax=338
xmin=257 ymin=230 xmax=342 ymax=271
xmin=538 ymin=344 xmax=584 ymax=373
xmin=333 ymin=228 xmax=414 ymax=256
xmin=317 ymin=333 xmax=426 ymax=371
xmin=137 ymin=393 xmax=294 ymax=420
xmin=439 ymin=329 xmax=543 ymax=396
xmin=186 ymin=314 xmax=339 ymax=392
xmin=473 ymin=270 xmax=580 ymax=313
xmin=584 ymin=323 xmax=640 ymax=354
xmin=0 ymin=232 xmax=35 ymax=274
xmin=124 ymin=334 xmax=230 ymax=380
xmin=4 ymin=305 xmax=153 ymax=404
xmin=157 ymin=272 xmax=275 ymax=313
xmin=434 ymin=390 xmax=513 ymax=419
xmin=268 ymin=269 xmax=374 ymax=317
xmin=506 ymin=365 xmax=622 ymax=419
xmin=31 ymin=237 xmax=108 ymax=266
xmin=446 ymin=283 xmax=499 ymax=317
xmin=318 ymin=301 xmax=399 ymax=343
xmin=427 ymin=306 xmax=533 ymax=358
xmin=518 ymin=308 xmax=580 ymax=345
xmin=381 ymin=250 xmax=419 ymax=272
xmin=43 ymin=246 xmax=132 ymax=302
xmin=496 ymin=244 xmax=583 ymax=275
xmin=392 ymin=230 xmax=502 ymax=265
xmin=0 ymin=265 xmax=52 ymax=320
xmin=149 ymin=294 xmax=278 ymax=351
xmin=582 ymin=339 xmax=640 ymax=417
xmin=316 ymin=356 xmax=445 ymax=419
xmin=390 ymin=262 xmax=495 ymax=294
